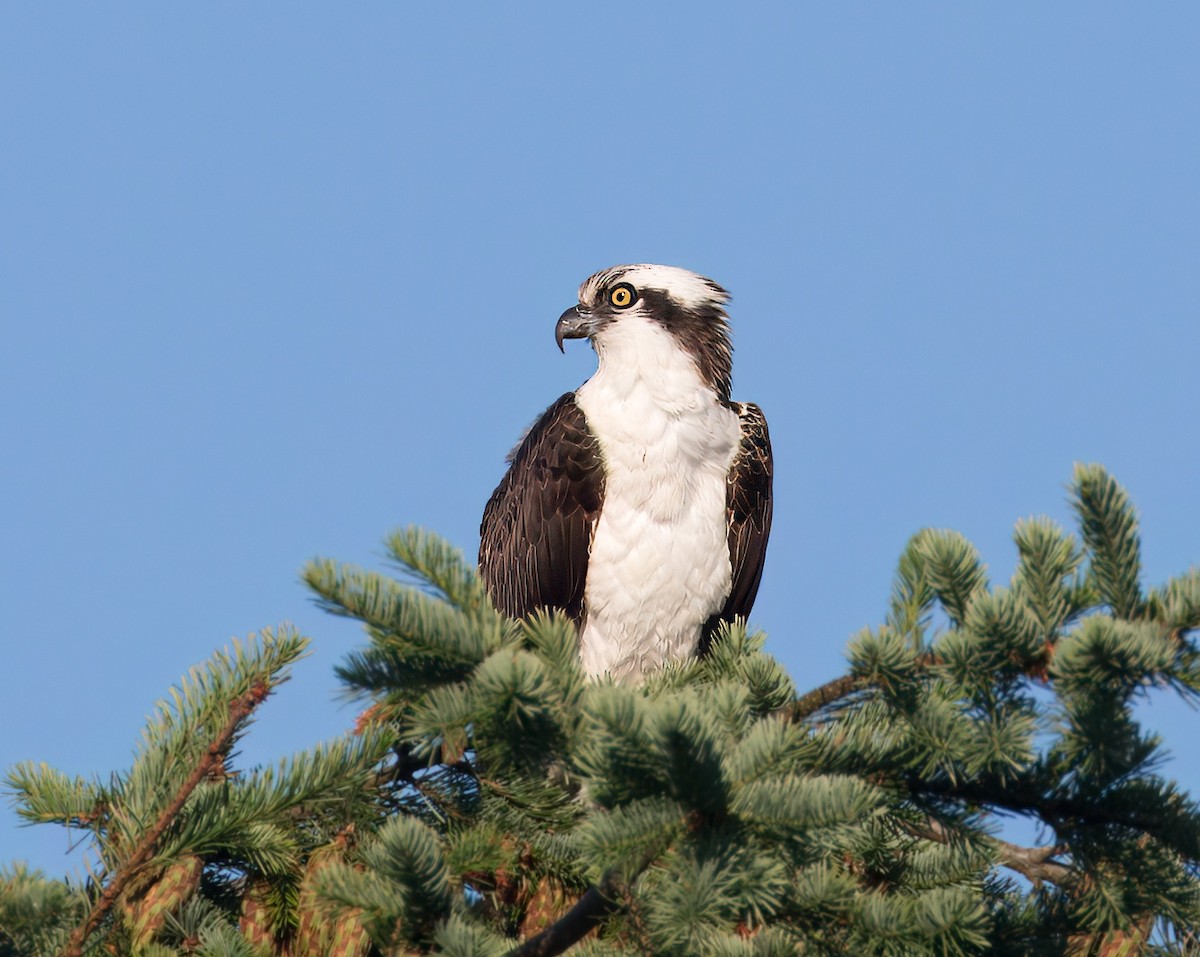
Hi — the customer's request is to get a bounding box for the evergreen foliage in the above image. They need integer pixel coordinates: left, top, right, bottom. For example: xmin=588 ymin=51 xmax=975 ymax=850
xmin=4 ymin=466 xmax=1200 ymax=955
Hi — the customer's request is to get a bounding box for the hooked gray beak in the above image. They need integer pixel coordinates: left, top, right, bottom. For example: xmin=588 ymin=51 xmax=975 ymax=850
xmin=555 ymin=305 xmax=595 ymax=353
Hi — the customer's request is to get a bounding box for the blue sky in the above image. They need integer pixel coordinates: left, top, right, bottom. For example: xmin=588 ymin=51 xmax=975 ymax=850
xmin=2 ymin=4 xmax=1198 ymax=875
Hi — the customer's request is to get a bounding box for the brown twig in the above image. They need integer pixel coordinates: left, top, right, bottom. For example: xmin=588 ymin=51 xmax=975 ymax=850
xmin=790 ymin=673 xmax=868 ymax=721
xmin=61 ymin=680 xmax=272 ymax=957
xmin=787 ymin=652 xmax=936 ymax=729
xmin=790 ymin=652 xmax=940 ymax=722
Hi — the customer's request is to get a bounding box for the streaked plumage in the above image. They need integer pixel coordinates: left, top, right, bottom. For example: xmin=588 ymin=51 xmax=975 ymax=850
xmin=479 ymin=264 xmax=772 ymax=681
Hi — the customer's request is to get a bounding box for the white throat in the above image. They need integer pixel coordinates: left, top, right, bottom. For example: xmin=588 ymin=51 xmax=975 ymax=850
xmin=573 ymin=315 xmax=741 ymax=681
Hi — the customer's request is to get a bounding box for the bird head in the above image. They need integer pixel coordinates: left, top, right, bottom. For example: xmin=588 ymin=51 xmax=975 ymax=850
xmin=555 ymin=264 xmax=735 ymax=401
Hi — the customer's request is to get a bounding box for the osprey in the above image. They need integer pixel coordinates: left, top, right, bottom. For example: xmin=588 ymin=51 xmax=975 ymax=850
xmin=479 ymin=264 xmax=772 ymax=681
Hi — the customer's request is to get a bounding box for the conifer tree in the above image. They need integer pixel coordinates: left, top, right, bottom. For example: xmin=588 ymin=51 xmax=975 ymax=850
xmin=4 ymin=465 xmax=1199 ymax=955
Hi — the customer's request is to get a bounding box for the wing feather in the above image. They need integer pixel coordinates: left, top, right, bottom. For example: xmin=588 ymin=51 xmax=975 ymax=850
xmin=479 ymin=393 xmax=604 ymax=622
xmin=701 ymin=402 xmax=773 ymax=652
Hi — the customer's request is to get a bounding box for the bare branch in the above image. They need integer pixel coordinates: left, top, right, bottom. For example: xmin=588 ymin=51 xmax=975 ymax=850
xmin=995 ymin=838 xmax=1074 ymax=886
xmin=506 ymin=885 xmax=609 ymax=957
xmin=916 ymin=777 xmax=1172 ymax=836
xmin=505 ymin=871 xmax=622 ymax=957
xmin=506 ymin=848 xmax=664 ymax=957
xmin=913 ymin=815 xmax=1075 ymax=886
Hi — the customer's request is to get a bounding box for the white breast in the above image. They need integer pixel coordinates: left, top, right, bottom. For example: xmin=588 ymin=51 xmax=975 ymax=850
xmin=573 ymin=315 xmax=741 ymax=681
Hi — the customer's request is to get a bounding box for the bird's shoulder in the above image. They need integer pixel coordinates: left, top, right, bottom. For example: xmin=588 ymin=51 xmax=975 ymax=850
xmin=497 ymin=392 xmax=604 ymax=483
xmin=478 ymin=392 xmax=605 ymax=621
xmin=727 ymin=402 xmax=772 ymax=491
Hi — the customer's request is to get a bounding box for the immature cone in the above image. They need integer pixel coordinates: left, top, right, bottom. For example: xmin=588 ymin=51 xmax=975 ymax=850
xmin=1065 ymin=840 xmax=1155 ymax=957
xmin=239 ymin=880 xmax=275 ymax=949
xmin=126 ymin=856 xmax=203 ymax=948
xmin=1067 ymin=922 xmax=1153 ymax=957
xmin=293 ymin=850 xmax=337 ymax=957
xmin=293 ymin=839 xmax=369 ymax=957
xmin=329 ymin=910 xmax=372 ymax=957
xmin=519 ymin=876 xmax=574 ymax=938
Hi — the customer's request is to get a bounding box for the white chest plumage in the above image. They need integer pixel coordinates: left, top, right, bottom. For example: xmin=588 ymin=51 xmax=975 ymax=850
xmin=573 ymin=316 xmax=741 ymax=681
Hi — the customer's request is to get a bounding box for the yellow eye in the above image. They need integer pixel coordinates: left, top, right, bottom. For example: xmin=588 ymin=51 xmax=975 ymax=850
xmin=609 ymin=283 xmax=637 ymax=309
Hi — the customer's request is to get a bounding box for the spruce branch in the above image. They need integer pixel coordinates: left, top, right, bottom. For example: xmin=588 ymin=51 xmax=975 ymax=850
xmin=887 ymin=532 xmax=937 ymax=639
xmin=287 ymin=497 xmax=1200 ymax=951
xmin=1072 ymin=463 xmax=1143 ymax=619
xmin=385 ymin=525 xmax=490 ymax=613
xmin=61 ymin=679 xmax=271 ymax=957
xmin=918 ymin=529 xmax=989 ymax=627
xmin=1012 ymin=515 xmax=1084 ymax=638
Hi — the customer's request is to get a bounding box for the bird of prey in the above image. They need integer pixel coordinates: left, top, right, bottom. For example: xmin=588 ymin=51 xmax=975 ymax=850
xmin=479 ymin=264 xmax=772 ymax=681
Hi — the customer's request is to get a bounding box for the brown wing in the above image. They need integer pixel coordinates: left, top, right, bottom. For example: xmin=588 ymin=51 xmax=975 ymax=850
xmin=479 ymin=393 xmax=605 ymax=622
xmin=701 ymin=402 xmax=773 ymax=653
